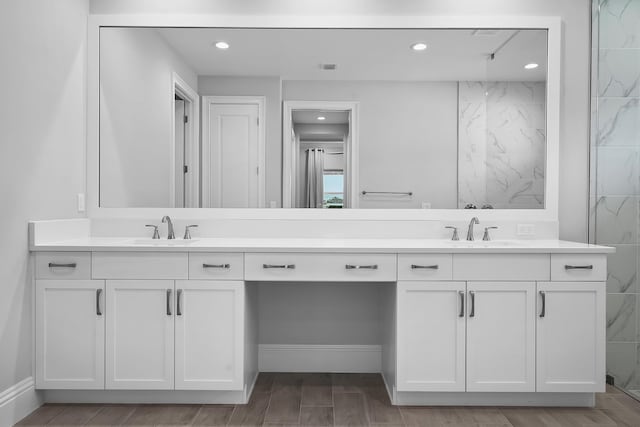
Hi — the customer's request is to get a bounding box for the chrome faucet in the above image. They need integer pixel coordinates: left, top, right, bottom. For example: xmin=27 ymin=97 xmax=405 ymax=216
xmin=467 ymin=217 xmax=480 ymax=241
xmin=162 ymin=216 xmax=175 ymax=239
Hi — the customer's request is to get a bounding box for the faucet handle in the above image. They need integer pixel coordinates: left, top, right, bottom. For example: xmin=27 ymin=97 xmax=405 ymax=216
xmin=482 ymin=226 xmax=498 ymax=241
xmin=145 ymin=224 xmax=160 ymax=239
xmin=445 ymin=226 xmax=459 ymax=241
xmin=184 ymin=224 xmax=198 ymax=240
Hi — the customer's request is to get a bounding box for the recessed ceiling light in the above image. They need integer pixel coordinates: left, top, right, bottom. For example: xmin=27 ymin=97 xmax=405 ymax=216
xmin=317 ymin=116 xmax=326 ymax=121
xmin=524 ymin=63 xmax=539 ymax=69
xmin=215 ymin=41 xmax=230 ymax=50
xmin=410 ymin=42 xmax=428 ymax=51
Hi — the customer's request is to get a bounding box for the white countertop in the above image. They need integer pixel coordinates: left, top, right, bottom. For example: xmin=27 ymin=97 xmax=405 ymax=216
xmin=29 ymin=237 xmax=615 ymax=254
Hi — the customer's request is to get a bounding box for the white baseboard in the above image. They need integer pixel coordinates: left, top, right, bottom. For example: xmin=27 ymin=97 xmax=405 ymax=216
xmin=258 ymin=344 xmax=381 ymax=373
xmin=0 ymin=377 xmax=42 ymax=427
xmin=44 ymin=389 xmax=247 ymax=405
xmin=394 ymin=391 xmax=596 ymax=407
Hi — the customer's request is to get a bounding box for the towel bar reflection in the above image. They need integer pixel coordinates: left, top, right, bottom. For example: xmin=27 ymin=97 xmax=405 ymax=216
xmin=361 ymin=191 xmax=413 ymax=196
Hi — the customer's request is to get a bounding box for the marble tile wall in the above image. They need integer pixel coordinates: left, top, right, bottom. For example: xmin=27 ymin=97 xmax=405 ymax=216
xmin=458 ymin=81 xmax=546 ymax=209
xmin=591 ymin=0 xmax=640 ymax=392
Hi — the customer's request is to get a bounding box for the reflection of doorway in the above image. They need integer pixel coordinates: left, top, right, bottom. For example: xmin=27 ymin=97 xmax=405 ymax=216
xmin=201 ymin=96 xmax=266 ymax=208
xmin=172 ymin=73 xmax=199 ymax=208
xmin=283 ymin=101 xmax=359 ymax=208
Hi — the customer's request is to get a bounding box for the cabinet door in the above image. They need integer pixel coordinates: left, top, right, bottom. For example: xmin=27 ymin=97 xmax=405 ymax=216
xmin=536 ymin=282 xmax=605 ymax=392
xmin=397 ymin=281 xmax=466 ymax=391
xmin=175 ymin=281 xmax=245 ymax=390
xmin=105 ymin=280 xmax=174 ymax=389
xmin=466 ymin=282 xmax=535 ymax=392
xmin=36 ymin=280 xmax=105 ymax=389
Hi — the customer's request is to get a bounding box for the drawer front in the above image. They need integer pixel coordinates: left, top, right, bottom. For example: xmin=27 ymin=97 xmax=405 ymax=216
xmin=551 ymin=254 xmax=607 ymax=281
xmin=245 ymin=253 xmax=396 ymax=282
xmin=453 ymin=254 xmax=550 ymax=281
xmin=36 ymin=252 xmax=91 ymax=280
xmin=397 ymin=254 xmax=453 ymax=281
xmin=92 ymin=252 xmax=188 ymax=279
xmin=189 ymin=253 xmax=244 ymax=280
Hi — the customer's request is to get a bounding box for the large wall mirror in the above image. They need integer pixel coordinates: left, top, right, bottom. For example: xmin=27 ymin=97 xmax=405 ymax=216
xmin=99 ymin=27 xmax=548 ymax=210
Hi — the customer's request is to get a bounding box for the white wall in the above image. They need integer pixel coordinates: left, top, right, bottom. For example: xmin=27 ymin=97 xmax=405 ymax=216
xmin=90 ymin=0 xmax=591 ymax=241
xmin=0 ymin=0 xmax=88 ymax=400
xmin=284 ymin=80 xmax=459 ymax=209
xmin=100 ymin=28 xmax=198 ymax=207
xmin=198 ymin=76 xmax=282 ymax=206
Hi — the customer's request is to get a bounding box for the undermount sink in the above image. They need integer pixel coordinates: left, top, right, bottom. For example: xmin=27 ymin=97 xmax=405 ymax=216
xmin=128 ymin=238 xmax=199 ymax=246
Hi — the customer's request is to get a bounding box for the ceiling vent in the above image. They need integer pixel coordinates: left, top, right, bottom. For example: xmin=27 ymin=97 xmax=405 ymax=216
xmin=320 ymin=63 xmax=337 ymax=70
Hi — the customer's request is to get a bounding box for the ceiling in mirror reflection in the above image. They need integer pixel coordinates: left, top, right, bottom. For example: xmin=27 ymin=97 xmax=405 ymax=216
xmin=155 ymin=28 xmax=547 ymax=81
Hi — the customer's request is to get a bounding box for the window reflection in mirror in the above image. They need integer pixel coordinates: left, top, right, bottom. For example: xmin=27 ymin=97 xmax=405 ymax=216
xmin=98 ymin=28 xmax=547 ymax=209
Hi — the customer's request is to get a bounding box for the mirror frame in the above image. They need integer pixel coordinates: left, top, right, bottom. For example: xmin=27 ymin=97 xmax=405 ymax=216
xmin=88 ymin=14 xmax=560 ymax=221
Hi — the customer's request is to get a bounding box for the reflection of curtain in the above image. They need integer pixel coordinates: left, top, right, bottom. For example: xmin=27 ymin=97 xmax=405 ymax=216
xmin=305 ymin=148 xmax=324 ymax=208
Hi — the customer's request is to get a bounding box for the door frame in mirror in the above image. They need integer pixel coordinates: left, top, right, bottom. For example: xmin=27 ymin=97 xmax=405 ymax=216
xmin=88 ymin=14 xmax=560 ymax=222
xmin=283 ymin=100 xmax=359 ymax=209
xmin=172 ymin=72 xmax=200 ymax=208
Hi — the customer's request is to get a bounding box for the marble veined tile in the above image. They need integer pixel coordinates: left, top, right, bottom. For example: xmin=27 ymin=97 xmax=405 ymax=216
xmin=599 ymin=0 xmax=640 ymax=48
xmin=607 ymin=342 xmax=638 ymax=389
xmin=596 ymin=146 xmax=639 ymax=195
xmin=597 ymin=97 xmax=640 ymax=146
xmin=594 ymin=196 xmax=639 ymax=244
xmin=608 ymin=293 xmax=638 ymax=342
xmin=458 ymin=81 xmax=545 ymax=209
xmin=607 ymin=245 xmax=638 ymax=293
xmin=599 ymin=48 xmax=640 ymax=97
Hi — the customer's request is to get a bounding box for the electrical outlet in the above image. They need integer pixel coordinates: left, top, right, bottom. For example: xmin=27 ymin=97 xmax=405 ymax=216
xmin=517 ymin=223 xmax=535 ymax=236
xmin=269 ymin=201 xmax=277 ymax=208
xmin=421 ymin=202 xmax=431 ymax=209
xmin=77 ymin=193 xmax=86 ymax=213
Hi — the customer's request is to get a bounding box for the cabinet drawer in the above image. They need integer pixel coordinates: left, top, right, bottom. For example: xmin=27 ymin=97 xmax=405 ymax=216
xmin=245 ymin=253 xmax=396 ymax=282
xmin=36 ymin=252 xmax=91 ymax=280
xmin=453 ymin=254 xmax=550 ymax=281
xmin=189 ymin=253 xmax=244 ymax=280
xmin=92 ymin=252 xmax=188 ymax=279
xmin=397 ymin=254 xmax=453 ymax=281
xmin=551 ymin=254 xmax=607 ymax=281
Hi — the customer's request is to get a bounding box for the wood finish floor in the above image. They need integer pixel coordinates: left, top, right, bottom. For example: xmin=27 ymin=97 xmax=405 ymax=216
xmin=16 ymin=373 xmax=640 ymax=426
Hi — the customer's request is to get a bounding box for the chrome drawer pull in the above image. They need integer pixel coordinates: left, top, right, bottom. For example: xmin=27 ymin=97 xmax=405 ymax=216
xmin=539 ymin=291 xmax=546 ymax=318
xmin=345 ymin=264 xmax=378 ymax=270
xmin=469 ymin=291 xmax=475 ymax=317
xmin=48 ymin=262 xmax=77 ymax=268
xmin=564 ymin=264 xmax=593 ymax=270
xmin=411 ymin=264 xmax=439 ymax=270
xmin=263 ymin=264 xmax=295 ymax=269
xmin=96 ymin=289 xmax=103 ymax=316
xmin=458 ymin=291 xmax=464 ymax=318
xmin=176 ymin=289 xmax=183 ymax=316
xmin=166 ymin=289 xmax=172 ymax=316
xmin=203 ymin=263 xmax=231 ymax=269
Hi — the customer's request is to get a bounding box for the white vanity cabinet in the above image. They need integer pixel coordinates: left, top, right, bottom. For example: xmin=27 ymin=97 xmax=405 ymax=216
xmin=397 ymin=281 xmax=466 ymax=392
xmin=30 ymin=239 xmax=610 ymax=406
xmin=396 ymin=281 xmax=535 ymax=393
xmin=465 ymin=282 xmax=535 ymax=392
xmin=174 ymin=280 xmax=245 ymax=390
xmin=105 ymin=280 xmax=175 ymax=389
xmin=35 ymin=252 xmax=105 ymax=390
xmin=35 ymin=279 xmax=105 ymax=389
